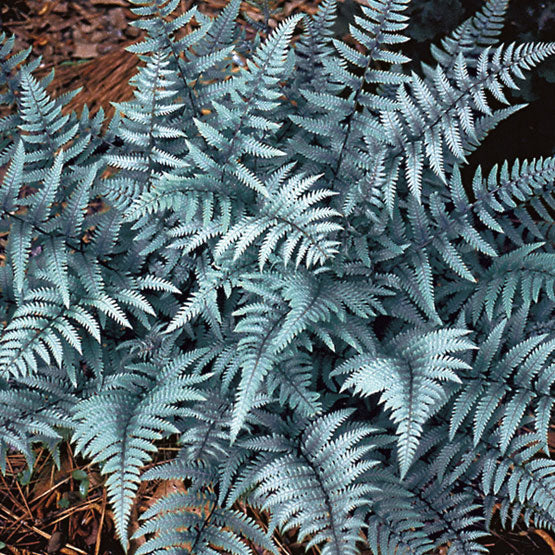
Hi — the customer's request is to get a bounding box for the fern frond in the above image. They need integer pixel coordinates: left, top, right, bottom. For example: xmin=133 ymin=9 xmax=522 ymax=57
xmin=73 ymin=355 xmax=207 ymax=548
xmin=254 ymin=410 xmax=376 ymax=555
xmin=334 ymin=329 xmax=475 ymax=476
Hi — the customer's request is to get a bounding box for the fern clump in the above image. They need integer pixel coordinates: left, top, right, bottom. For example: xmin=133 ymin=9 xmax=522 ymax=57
xmin=0 ymin=0 xmax=554 ymax=553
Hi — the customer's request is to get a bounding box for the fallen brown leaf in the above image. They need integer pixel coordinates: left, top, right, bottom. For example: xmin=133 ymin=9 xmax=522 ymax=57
xmin=47 ymin=530 xmax=64 ymax=554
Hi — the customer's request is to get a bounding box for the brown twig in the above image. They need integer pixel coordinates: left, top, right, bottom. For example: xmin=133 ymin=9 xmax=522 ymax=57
xmin=0 ymin=504 xmax=88 ymax=555
xmin=95 ymin=489 xmax=107 ymax=555
xmin=2 ymin=460 xmax=31 ymax=517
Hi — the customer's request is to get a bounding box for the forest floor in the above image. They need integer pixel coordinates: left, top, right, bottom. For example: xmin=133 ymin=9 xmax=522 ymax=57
xmin=0 ymin=0 xmax=554 ymax=553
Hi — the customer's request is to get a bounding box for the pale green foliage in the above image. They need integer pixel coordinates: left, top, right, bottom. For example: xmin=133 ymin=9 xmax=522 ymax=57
xmin=0 ymin=0 xmax=554 ymax=553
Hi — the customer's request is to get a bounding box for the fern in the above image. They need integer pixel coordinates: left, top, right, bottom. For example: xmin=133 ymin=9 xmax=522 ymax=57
xmin=0 ymin=0 xmax=554 ymax=553
xmin=251 ymin=410 xmax=376 ymax=554
xmin=73 ymin=347 xmax=208 ymax=545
